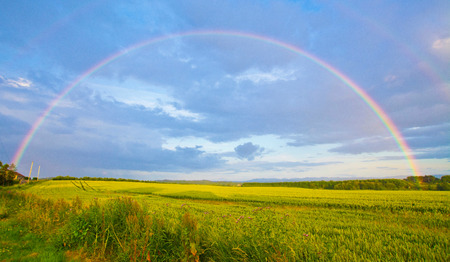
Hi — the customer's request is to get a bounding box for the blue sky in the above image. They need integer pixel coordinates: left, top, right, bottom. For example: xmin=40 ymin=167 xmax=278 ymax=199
xmin=0 ymin=0 xmax=448 ymax=181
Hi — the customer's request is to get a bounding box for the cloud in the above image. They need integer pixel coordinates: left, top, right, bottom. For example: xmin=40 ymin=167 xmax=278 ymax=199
xmin=28 ymin=124 xmax=226 ymax=174
xmin=329 ymin=136 xmax=399 ymax=155
xmin=2 ymin=0 xmax=449 ymax=179
xmin=234 ymin=142 xmax=264 ymax=160
xmin=0 ymin=75 xmax=32 ymax=89
xmin=231 ymin=67 xmax=298 ymax=84
xmin=414 ymin=147 xmax=450 ymax=160
xmin=384 ymin=85 xmax=450 ymax=129
xmin=14 ymin=89 xmax=226 ymax=175
xmin=327 ymin=123 xmax=450 ymax=156
xmin=0 ymin=91 xmax=29 ymax=103
xmin=400 ymin=124 xmax=450 ymax=160
xmin=404 ymin=124 xmax=450 ymax=149
xmin=251 ymin=160 xmax=341 ymax=169
xmin=432 ymin=37 xmax=450 ymax=50
xmin=89 ymin=79 xmax=203 ymax=121
xmin=0 ymin=75 xmax=56 ymax=125
xmin=432 ymin=36 xmax=450 ymax=61
xmin=221 ymin=160 xmax=343 ymax=175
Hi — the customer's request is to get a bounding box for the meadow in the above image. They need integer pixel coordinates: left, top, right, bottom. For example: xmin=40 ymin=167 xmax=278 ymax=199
xmin=0 ymin=180 xmax=449 ymax=261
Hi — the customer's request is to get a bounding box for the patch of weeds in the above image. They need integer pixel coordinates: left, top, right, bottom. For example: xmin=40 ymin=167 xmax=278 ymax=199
xmin=0 ymin=217 xmax=67 ymax=261
xmin=0 ymin=206 xmax=8 ymax=219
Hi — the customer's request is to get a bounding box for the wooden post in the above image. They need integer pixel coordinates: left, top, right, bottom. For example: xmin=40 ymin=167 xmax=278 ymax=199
xmin=28 ymin=161 xmax=33 ymax=183
xmin=37 ymin=165 xmax=40 ymax=180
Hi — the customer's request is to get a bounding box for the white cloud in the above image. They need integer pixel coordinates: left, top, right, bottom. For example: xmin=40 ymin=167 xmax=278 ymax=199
xmin=431 ymin=37 xmax=450 ymax=61
xmin=432 ymin=37 xmax=450 ymax=50
xmin=88 ymin=79 xmax=203 ymax=121
xmin=119 ymin=96 xmax=203 ymax=121
xmin=0 ymin=75 xmax=33 ymax=89
xmin=231 ymin=67 xmax=298 ymax=84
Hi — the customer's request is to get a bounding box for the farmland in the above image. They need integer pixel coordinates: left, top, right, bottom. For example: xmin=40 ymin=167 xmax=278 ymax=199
xmin=1 ymin=180 xmax=449 ymax=261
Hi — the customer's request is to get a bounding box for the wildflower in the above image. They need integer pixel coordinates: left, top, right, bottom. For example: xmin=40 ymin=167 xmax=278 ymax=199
xmin=236 ymin=216 xmax=244 ymax=223
xmin=303 ymin=234 xmax=309 ymax=237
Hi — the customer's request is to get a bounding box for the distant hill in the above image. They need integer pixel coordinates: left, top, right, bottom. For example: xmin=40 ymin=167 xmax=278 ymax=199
xmin=244 ymin=177 xmax=356 ymax=183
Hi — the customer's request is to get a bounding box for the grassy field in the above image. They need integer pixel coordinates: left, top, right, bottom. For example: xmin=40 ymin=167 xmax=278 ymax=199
xmin=1 ymin=180 xmax=449 ymax=261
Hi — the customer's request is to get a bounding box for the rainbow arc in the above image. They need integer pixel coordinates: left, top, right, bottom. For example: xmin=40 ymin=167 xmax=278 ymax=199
xmin=11 ymin=30 xmax=421 ymax=177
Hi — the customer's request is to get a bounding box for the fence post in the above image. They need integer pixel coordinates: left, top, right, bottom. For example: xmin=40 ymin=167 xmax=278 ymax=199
xmin=28 ymin=161 xmax=33 ymax=183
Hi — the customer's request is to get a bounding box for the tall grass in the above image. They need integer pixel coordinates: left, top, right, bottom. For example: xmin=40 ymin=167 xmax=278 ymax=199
xmin=58 ymin=196 xmax=218 ymax=261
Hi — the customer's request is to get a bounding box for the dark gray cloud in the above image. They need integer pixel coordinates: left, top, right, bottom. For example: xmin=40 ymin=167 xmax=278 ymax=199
xmin=405 ymin=124 xmax=450 ymax=149
xmin=329 ymin=136 xmax=399 ymax=155
xmin=25 ymin=130 xmax=226 ymax=174
xmin=414 ymin=147 xmax=450 ymax=160
xmin=234 ymin=142 xmax=264 ymax=161
xmin=327 ymin=123 xmax=450 ymax=157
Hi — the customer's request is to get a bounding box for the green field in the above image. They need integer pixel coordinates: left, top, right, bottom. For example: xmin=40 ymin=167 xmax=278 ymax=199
xmin=1 ymin=180 xmax=449 ymax=261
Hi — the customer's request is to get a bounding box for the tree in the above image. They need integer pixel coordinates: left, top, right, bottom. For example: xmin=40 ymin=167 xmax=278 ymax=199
xmin=423 ymin=175 xmax=438 ymax=183
xmin=440 ymin=175 xmax=450 ymax=183
xmin=0 ymin=161 xmax=17 ymax=186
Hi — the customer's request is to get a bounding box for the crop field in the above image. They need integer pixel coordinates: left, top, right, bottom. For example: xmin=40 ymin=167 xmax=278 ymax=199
xmin=1 ymin=180 xmax=449 ymax=261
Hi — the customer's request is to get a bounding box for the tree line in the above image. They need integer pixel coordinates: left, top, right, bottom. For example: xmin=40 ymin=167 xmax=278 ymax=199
xmin=2 ymin=161 xmax=448 ymax=190
xmin=52 ymin=175 xmax=150 ymax=183
xmin=52 ymin=176 xmax=240 ymax=186
xmin=242 ymin=175 xmax=450 ymax=191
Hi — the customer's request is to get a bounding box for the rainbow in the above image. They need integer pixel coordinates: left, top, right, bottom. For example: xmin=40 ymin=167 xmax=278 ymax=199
xmin=11 ymin=30 xmax=421 ymax=177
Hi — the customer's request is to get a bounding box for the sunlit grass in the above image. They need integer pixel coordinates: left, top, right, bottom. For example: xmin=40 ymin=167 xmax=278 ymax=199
xmin=21 ymin=180 xmax=449 ymax=212
xmin=1 ymin=180 xmax=448 ymax=261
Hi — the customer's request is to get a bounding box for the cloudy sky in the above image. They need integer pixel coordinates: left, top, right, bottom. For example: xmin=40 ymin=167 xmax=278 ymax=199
xmin=0 ymin=0 xmax=448 ymax=181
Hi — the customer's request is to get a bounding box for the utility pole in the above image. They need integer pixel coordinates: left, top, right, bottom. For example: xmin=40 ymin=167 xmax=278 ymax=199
xmin=37 ymin=165 xmax=40 ymax=180
xmin=28 ymin=161 xmax=33 ymax=183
